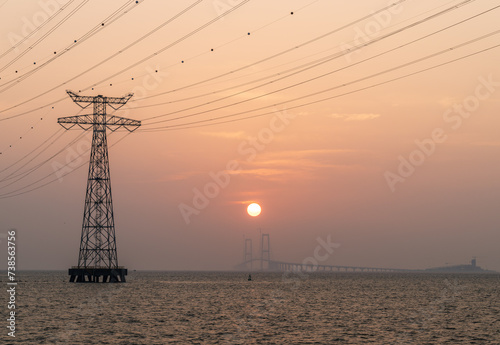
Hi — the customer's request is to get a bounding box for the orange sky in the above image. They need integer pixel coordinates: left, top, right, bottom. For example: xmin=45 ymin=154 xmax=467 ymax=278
xmin=1 ymin=0 xmax=500 ymax=271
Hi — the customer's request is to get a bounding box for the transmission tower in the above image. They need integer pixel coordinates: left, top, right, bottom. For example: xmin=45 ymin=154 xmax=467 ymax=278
xmin=261 ymin=233 xmax=270 ymax=271
xmin=58 ymin=90 xmax=140 ymax=283
xmin=244 ymin=238 xmax=252 ymax=270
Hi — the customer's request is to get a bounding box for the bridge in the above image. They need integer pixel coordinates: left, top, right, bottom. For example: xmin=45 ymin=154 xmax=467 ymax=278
xmin=235 ymin=234 xmax=417 ymax=273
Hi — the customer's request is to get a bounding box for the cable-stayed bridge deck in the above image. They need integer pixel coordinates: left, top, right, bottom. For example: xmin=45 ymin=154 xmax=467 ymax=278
xmin=236 ymin=234 xmax=418 ymax=273
xmin=235 ymin=259 xmax=417 ymax=273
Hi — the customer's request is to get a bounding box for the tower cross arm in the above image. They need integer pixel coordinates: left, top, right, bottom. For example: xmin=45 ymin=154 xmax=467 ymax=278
xmin=57 ymin=114 xmax=95 ymax=130
xmin=57 ymin=114 xmax=141 ymax=132
xmin=106 ymin=94 xmax=134 ymax=105
xmin=106 ymin=115 xmax=141 ymax=132
xmin=66 ymin=90 xmax=94 ymax=107
xmin=106 ymin=93 xmax=134 ymax=110
xmin=66 ymin=90 xmax=134 ymax=110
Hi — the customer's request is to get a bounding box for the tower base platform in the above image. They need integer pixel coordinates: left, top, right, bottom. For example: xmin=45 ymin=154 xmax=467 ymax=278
xmin=69 ymin=267 xmax=127 ymax=283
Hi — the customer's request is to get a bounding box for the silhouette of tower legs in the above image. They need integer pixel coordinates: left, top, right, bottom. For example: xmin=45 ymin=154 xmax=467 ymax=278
xmin=244 ymin=239 xmax=253 ymax=271
xmin=261 ymin=233 xmax=270 ymax=271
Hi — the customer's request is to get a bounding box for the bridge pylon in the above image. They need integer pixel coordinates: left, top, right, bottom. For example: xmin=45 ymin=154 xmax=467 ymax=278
xmin=261 ymin=233 xmax=270 ymax=271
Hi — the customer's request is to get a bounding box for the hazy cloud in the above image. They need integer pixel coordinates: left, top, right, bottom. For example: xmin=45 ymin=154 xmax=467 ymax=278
xmin=234 ymin=149 xmax=362 ymax=180
xmin=328 ymin=113 xmax=381 ymax=121
xmin=470 ymin=140 xmax=500 ymax=147
xmin=201 ymin=131 xmax=246 ymax=139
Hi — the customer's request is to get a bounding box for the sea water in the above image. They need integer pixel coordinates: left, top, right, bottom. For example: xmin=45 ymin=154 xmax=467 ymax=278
xmin=2 ymin=271 xmax=499 ymax=344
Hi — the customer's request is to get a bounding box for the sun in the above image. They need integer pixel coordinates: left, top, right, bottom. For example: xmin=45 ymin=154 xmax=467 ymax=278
xmin=247 ymin=203 xmax=261 ymax=217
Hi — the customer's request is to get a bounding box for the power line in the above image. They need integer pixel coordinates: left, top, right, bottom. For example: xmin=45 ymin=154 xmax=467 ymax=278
xmin=0 ymin=1 xmax=494 ymax=197
xmin=0 ymin=98 xmax=67 ymax=123
xmin=6 ymin=25 xmax=484 ymax=194
xmin=0 ymin=0 xmax=414 ymax=122
xmin=141 ymin=0 xmax=491 ymax=126
xmin=0 ymin=0 xmax=140 ymax=92
xmin=132 ymin=0 xmax=412 ymax=103
xmin=141 ymin=35 xmax=500 ymax=131
xmin=0 ymin=0 xmax=209 ymax=120
xmin=0 ymin=0 xmax=77 ymax=61
xmin=136 ymin=0 xmax=489 ymax=112
xmin=0 ymin=131 xmax=131 ymax=199
xmin=126 ymin=0 xmax=468 ymax=110
xmin=6 ymin=0 xmax=204 ymax=94
xmin=0 ymin=0 xmax=480 ymax=127
xmin=0 ymin=114 xmax=46 ymax=155
xmin=0 ymin=0 xmax=85 ymax=72
xmin=81 ymin=0 xmax=252 ymax=92
xmin=96 ymin=0 xmax=321 ymax=92
xmin=0 ymin=125 xmax=59 ymax=175
xmin=0 ymin=103 xmax=125 ymax=195
xmin=4 ymin=0 xmax=248 ymax=95
xmin=0 ymin=129 xmax=75 ymax=186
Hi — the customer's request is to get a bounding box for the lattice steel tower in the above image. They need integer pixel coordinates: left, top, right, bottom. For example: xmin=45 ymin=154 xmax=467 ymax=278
xmin=58 ymin=90 xmax=140 ymax=283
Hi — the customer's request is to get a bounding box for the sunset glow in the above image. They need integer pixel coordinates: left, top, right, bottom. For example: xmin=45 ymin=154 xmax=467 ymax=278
xmin=1 ymin=1 xmax=499 ymax=341
xmin=0 ymin=1 xmax=499 ymax=273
